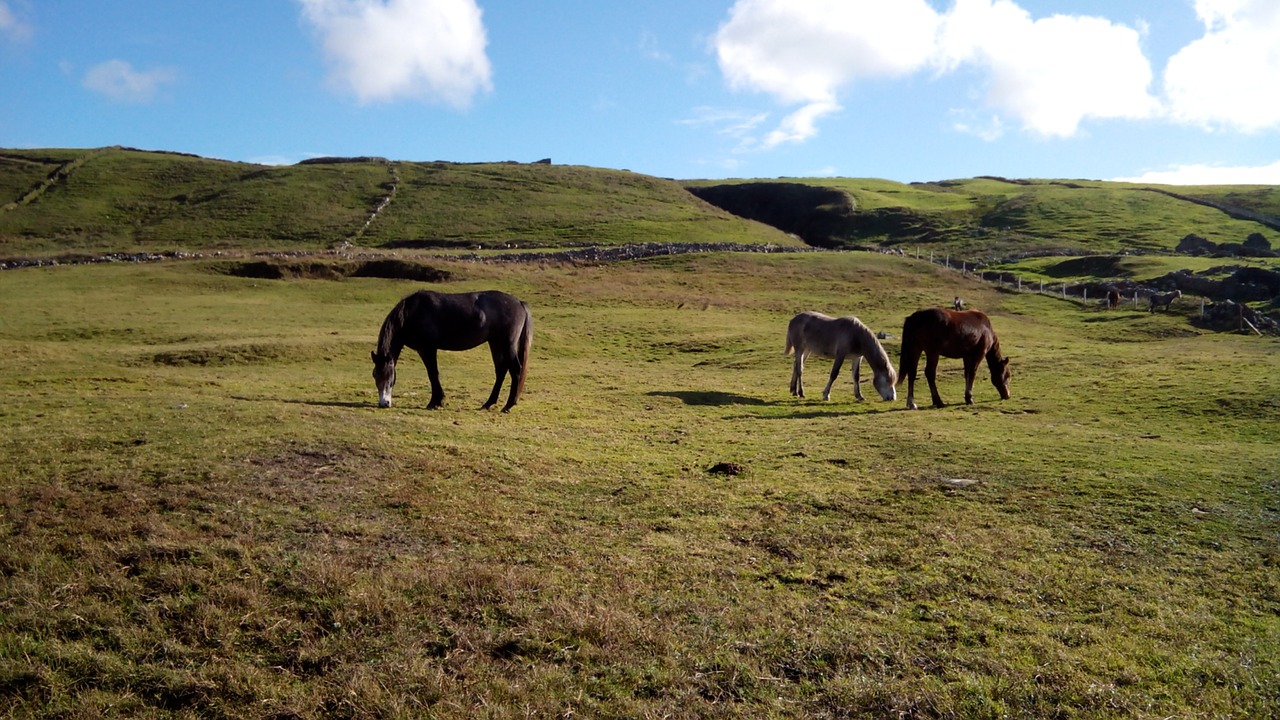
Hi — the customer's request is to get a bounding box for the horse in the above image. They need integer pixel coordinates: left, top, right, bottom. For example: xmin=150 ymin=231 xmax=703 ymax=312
xmin=1107 ymin=289 xmax=1122 ymax=310
xmin=953 ymin=296 xmax=964 ymax=310
xmin=898 ymin=308 xmax=1010 ymax=410
xmin=371 ymin=290 xmax=532 ymax=412
xmin=785 ymin=311 xmax=897 ymax=402
xmin=1149 ymin=289 xmax=1182 ymax=313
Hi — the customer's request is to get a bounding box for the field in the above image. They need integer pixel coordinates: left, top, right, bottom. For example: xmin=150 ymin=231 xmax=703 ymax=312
xmin=2 ymin=251 xmax=1277 ymax=718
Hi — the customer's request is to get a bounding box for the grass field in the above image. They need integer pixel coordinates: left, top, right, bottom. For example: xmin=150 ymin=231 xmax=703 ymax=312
xmin=2 ymin=251 xmax=1277 ymax=718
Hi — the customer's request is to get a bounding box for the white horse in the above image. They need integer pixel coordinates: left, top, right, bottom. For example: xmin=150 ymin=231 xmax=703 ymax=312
xmin=785 ymin=311 xmax=897 ymax=401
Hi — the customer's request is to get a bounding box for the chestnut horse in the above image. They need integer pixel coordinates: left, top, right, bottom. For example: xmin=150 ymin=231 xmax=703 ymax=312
xmin=371 ymin=290 xmax=532 ymax=412
xmin=785 ymin=311 xmax=897 ymax=402
xmin=898 ymin=308 xmax=1010 ymax=410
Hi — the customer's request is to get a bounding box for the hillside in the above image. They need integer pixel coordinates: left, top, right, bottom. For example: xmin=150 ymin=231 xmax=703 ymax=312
xmin=686 ymin=176 xmax=1280 ymax=259
xmin=0 ymin=147 xmax=797 ymax=256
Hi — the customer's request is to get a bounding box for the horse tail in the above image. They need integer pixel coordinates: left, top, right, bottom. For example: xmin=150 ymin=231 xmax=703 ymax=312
xmin=896 ymin=314 xmax=919 ymax=386
xmin=514 ymin=303 xmax=533 ymax=402
xmin=784 ymin=315 xmax=800 ymax=356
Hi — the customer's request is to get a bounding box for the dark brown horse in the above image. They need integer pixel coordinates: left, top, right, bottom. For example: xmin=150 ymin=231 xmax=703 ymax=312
xmin=371 ymin=290 xmax=532 ymax=412
xmin=898 ymin=308 xmax=1010 ymax=410
xmin=1107 ymin=289 xmax=1122 ymax=310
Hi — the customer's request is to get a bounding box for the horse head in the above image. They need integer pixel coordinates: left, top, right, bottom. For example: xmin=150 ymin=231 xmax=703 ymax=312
xmin=991 ymin=357 xmax=1011 ymax=400
xmin=371 ymin=350 xmax=397 ymax=408
xmin=873 ymin=367 xmax=897 ymax=401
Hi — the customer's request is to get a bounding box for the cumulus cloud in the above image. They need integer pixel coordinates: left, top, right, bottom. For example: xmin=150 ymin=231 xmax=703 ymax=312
xmin=713 ymin=0 xmax=1158 ymax=145
xmin=0 ymin=1 xmax=33 ymax=44
xmin=297 ymin=0 xmax=492 ymax=108
xmin=82 ymin=60 xmax=177 ymax=103
xmin=937 ymin=0 xmax=1159 ymax=137
xmin=1114 ymin=159 xmax=1280 ymax=185
xmin=1163 ymin=0 xmax=1280 ymax=132
xmin=715 ymin=0 xmax=939 ymax=145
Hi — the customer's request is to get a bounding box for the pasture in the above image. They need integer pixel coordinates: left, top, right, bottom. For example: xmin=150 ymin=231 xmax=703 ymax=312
xmin=1 ymin=251 xmax=1278 ymax=718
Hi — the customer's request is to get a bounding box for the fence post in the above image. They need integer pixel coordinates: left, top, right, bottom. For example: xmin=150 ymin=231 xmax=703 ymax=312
xmin=1017 ymin=277 xmax=1022 ymax=291
xmin=1083 ymin=287 xmax=1088 ymax=302
xmin=1062 ymin=285 xmax=1067 ymax=299
xmin=1039 ymin=280 xmax=1044 ymax=293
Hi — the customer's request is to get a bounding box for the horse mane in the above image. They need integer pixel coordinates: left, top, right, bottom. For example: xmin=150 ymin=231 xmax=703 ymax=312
xmin=985 ymin=333 xmax=1005 ymax=365
xmin=376 ymin=293 xmax=413 ymax=360
xmin=846 ymin=316 xmax=897 ymax=384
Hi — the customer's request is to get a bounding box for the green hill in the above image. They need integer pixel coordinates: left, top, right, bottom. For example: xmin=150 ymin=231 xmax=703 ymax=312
xmin=0 ymin=147 xmax=797 ymax=256
xmin=4 ymin=146 xmax=1280 ymax=277
xmin=686 ymin=176 xmax=1280 ymax=258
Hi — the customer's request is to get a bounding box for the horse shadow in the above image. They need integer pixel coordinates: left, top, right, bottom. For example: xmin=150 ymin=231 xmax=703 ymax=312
xmin=647 ymin=390 xmax=773 ymax=407
xmin=232 ymin=395 xmax=370 ymax=408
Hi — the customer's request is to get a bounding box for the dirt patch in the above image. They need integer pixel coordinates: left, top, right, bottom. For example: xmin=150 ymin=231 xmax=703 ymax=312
xmin=217 ymin=258 xmax=451 ymax=282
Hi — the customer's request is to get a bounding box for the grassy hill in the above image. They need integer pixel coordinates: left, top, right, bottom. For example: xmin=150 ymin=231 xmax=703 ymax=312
xmin=686 ymin=176 xmax=1280 ymax=258
xmin=0 ymin=147 xmax=797 ymax=256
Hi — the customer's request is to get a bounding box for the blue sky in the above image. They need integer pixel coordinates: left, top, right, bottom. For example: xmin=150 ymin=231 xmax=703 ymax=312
xmin=2 ymin=0 xmax=1278 ymax=184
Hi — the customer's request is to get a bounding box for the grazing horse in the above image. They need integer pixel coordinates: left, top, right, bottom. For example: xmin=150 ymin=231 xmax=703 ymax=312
xmin=1149 ymin=289 xmax=1182 ymax=313
xmin=785 ymin=311 xmax=897 ymax=402
xmin=371 ymin=290 xmax=532 ymax=412
xmin=898 ymin=308 xmax=1010 ymax=410
xmin=1107 ymin=289 xmax=1122 ymax=310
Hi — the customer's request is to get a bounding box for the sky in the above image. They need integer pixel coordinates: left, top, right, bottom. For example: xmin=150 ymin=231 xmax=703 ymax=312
xmin=1 ymin=0 xmax=1279 ymax=184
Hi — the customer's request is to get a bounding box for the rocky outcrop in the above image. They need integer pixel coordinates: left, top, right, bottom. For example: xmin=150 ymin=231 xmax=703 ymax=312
xmin=686 ymin=182 xmax=956 ymax=248
xmin=1174 ymin=232 xmax=1275 ymax=258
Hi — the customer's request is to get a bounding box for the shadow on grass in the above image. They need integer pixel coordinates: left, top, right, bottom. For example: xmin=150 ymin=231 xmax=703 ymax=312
xmin=648 ymin=390 xmax=772 ymax=407
xmin=232 ymin=395 xmax=371 ymax=408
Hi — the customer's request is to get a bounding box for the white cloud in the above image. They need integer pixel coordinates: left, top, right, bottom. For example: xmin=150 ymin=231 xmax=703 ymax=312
xmin=678 ymin=107 xmax=769 ymax=141
xmin=297 ymin=0 xmax=492 ymax=108
xmin=1163 ymin=0 xmax=1280 ymax=132
xmin=1114 ymin=160 xmax=1280 ymax=185
xmin=0 ymin=1 xmax=33 ymax=44
xmin=82 ymin=60 xmax=177 ymax=103
xmin=938 ymin=0 xmax=1159 ymax=137
xmin=715 ymin=0 xmax=940 ymax=105
xmin=761 ymin=100 xmax=841 ymax=148
xmin=712 ymin=0 xmax=1159 ymax=146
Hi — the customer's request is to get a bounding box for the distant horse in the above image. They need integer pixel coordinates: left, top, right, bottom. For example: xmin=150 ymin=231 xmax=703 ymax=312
xmin=898 ymin=308 xmax=1010 ymax=410
xmin=371 ymin=290 xmax=532 ymax=412
xmin=1149 ymin=289 xmax=1182 ymax=313
xmin=1107 ymin=289 xmax=1122 ymax=310
xmin=953 ymin=296 xmax=964 ymax=310
xmin=785 ymin=311 xmax=897 ymax=402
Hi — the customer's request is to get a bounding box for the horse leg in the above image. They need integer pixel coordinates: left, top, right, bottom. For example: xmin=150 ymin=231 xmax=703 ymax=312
xmin=822 ymin=354 xmax=844 ymax=401
xmin=500 ymin=350 xmax=523 ymax=413
xmin=924 ymin=352 xmax=945 ymax=408
xmin=482 ymin=343 xmax=511 ymax=411
xmin=420 ymin=349 xmax=445 ymax=409
xmin=851 ymin=355 xmax=864 ymax=401
xmin=905 ymin=350 xmax=920 ymax=410
xmin=791 ymin=352 xmax=805 ymax=398
xmin=963 ymin=354 xmax=980 ymax=405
